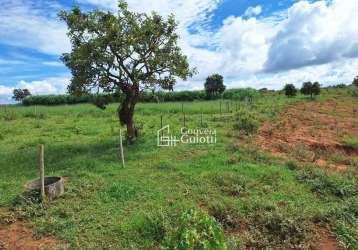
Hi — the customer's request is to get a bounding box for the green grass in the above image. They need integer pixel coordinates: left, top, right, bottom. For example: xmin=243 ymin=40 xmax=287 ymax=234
xmin=0 ymin=92 xmax=357 ymax=249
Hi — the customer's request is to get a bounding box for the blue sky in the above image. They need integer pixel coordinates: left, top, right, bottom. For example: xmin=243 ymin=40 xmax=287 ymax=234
xmin=1 ymin=0 xmax=358 ymax=103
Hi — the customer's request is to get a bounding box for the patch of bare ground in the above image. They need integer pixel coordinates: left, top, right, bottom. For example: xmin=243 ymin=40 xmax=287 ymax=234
xmin=256 ymin=97 xmax=358 ymax=172
xmin=315 ymin=227 xmax=342 ymax=250
xmin=0 ymin=210 xmax=65 ymax=250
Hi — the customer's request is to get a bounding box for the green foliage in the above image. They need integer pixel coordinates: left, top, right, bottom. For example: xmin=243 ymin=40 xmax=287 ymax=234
xmin=22 ymin=94 xmax=100 ymax=106
xmin=350 ymin=88 xmax=358 ymax=98
xmin=352 ymin=76 xmax=358 ymax=87
xmin=283 ymin=84 xmax=297 ymax=97
xmin=296 ymin=168 xmax=358 ymax=198
xmin=341 ymin=135 xmax=358 ymax=150
xmin=161 ymin=209 xmax=227 ymax=250
xmin=204 ymin=74 xmax=225 ymax=98
xmin=233 ymin=108 xmax=260 ymax=134
xmin=59 ymin=1 xmax=194 ymax=138
xmin=300 ymin=81 xmax=321 ymax=98
xmin=223 ymin=88 xmax=259 ymax=101
xmin=12 ymin=88 xmax=31 ymax=102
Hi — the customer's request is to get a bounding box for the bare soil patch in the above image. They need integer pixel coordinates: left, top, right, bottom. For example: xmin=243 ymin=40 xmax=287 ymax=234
xmin=256 ymin=98 xmax=358 ymax=172
xmin=315 ymin=227 xmax=342 ymax=250
xmin=0 ymin=221 xmax=64 ymax=250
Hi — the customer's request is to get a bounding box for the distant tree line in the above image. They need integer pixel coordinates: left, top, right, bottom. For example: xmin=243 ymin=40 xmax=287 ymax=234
xmin=22 ymin=88 xmax=261 ymax=106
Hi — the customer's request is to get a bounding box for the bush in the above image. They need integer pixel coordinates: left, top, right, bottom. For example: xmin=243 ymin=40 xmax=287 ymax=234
xmin=233 ymin=109 xmax=260 ymax=135
xmin=161 ymin=209 xmax=227 ymax=250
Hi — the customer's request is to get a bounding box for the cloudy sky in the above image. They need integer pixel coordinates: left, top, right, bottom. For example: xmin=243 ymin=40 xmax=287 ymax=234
xmin=0 ymin=0 xmax=358 ymax=103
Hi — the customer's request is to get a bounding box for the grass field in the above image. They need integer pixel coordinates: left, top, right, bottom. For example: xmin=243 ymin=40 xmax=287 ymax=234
xmin=0 ymin=89 xmax=357 ymax=249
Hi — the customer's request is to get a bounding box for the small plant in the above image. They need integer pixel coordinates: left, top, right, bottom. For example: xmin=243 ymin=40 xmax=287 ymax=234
xmin=161 ymin=209 xmax=227 ymax=250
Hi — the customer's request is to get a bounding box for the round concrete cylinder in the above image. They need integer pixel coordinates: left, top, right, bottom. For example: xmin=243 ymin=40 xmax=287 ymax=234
xmin=25 ymin=176 xmax=64 ymax=200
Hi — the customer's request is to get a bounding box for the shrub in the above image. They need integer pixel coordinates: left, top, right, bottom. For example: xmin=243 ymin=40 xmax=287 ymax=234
xmin=161 ymin=209 xmax=227 ymax=250
xmin=233 ymin=109 xmax=260 ymax=135
xmin=296 ymin=168 xmax=358 ymax=198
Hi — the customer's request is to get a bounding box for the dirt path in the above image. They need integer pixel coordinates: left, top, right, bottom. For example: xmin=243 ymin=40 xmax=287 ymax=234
xmin=0 ymin=221 xmax=64 ymax=250
xmin=315 ymin=227 xmax=342 ymax=250
xmin=256 ymin=97 xmax=358 ymax=172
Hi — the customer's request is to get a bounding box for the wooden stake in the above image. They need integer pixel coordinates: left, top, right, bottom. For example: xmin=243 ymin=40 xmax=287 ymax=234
xmin=119 ymin=129 xmax=125 ymax=168
xmin=183 ymin=112 xmax=186 ymax=127
xmin=39 ymin=144 xmax=45 ymax=199
xmin=200 ymin=110 xmax=203 ymax=127
xmin=160 ymin=115 xmax=163 ymax=137
xmin=181 ymin=103 xmax=184 ymax=113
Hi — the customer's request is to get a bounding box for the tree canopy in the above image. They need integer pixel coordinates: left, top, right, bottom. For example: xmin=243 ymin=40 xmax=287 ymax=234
xmin=283 ymin=84 xmax=297 ymax=97
xmin=59 ymin=1 xmax=195 ymax=139
xmin=12 ymin=88 xmax=31 ymax=102
xmin=353 ymin=76 xmax=358 ymax=87
xmin=204 ymin=74 xmax=225 ymax=98
xmin=301 ymin=81 xmax=320 ymax=99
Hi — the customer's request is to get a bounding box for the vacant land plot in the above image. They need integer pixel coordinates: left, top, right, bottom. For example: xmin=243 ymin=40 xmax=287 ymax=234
xmin=0 ymin=91 xmax=357 ymax=249
xmin=257 ymin=97 xmax=358 ymax=172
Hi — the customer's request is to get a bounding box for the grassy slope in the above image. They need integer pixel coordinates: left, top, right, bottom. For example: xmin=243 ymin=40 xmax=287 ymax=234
xmin=0 ymin=90 xmax=357 ymax=249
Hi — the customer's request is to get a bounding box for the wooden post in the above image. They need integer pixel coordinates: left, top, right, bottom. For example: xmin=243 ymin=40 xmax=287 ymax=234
xmin=181 ymin=103 xmax=184 ymax=113
xmin=39 ymin=144 xmax=45 ymax=199
xmin=160 ymin=115 xmax=163 ymax=137
xmin=119 ymin=129 xmax=125 ymax=168
xmin=183 ymin=113 xmax=186 ymax=127
xmin=200 ymin=109 xmax=203 ymax=127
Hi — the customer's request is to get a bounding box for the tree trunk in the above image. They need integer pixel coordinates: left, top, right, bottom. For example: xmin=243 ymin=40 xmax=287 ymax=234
xmin=118 ymin=88 xmax=139 ymax=141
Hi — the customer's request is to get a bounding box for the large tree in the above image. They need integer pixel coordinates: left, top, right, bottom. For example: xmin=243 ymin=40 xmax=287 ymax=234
xmin=283 ymin=84 xmax=297 ymax=97
xmin=59 ymin=1 xmax=194 ymax=139
xmin=12 ymin=88 xmax=31 ymax=102
xmin=353 ymin=76 xmax=358 ymax=87
xmin=301 ymin=81 xmax=320 ymax=99
xmin=204 ymin=74 xmax=225 ymax=98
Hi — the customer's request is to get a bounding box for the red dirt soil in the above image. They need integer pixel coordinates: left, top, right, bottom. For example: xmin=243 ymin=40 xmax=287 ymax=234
xmin=0 ymin=221 xmax=63 ymax=250
xmin=315 ymin=227 xmax=342 ymax=250
xmin=257 ymin=97 xmax=358 ymax=172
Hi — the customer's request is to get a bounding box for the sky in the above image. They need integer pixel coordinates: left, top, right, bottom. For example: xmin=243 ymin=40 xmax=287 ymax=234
xmin=1 ymin=0 xmax=358 ymax=103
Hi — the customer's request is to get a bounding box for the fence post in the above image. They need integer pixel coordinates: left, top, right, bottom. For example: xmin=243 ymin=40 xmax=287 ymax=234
xmin=160 ymin=115 xmax=163 ymax=137
xmin=39 ymin=144 xmax=45 ymax=199
xmin=200 ymin=109 xmax=203 ymax=127
xmin=119 ymin=129 xmax=125 ymax=168
xmin=183 ymin=112 xmax=186 ymax=127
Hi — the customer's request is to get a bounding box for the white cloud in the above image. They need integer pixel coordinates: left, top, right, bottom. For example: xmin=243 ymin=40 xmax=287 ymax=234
xmin=0 ymin=76 xmax=70 ymax=103
xmin=244 ymin=5 xmax=262 ymax=17
xmin=0 ymin=0 xmax=70 ymax=55
xmin=1 ymin=0 xmax=358 ymax=96
xmin=0 ymin=85 xmax=13 ymax=103
xmin=42 ymin=61 xmax=64 ymax=67
xmin=265 ymin=0 xmax=358 ymax=72
xmin=0 ymin=59 xmax=25 ymax=65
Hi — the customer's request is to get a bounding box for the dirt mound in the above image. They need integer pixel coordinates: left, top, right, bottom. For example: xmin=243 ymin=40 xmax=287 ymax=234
xmin=0 ymin=221 xmax=63 ymax=250
xmin=256 ymin=98 xmax=358 ymax=172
